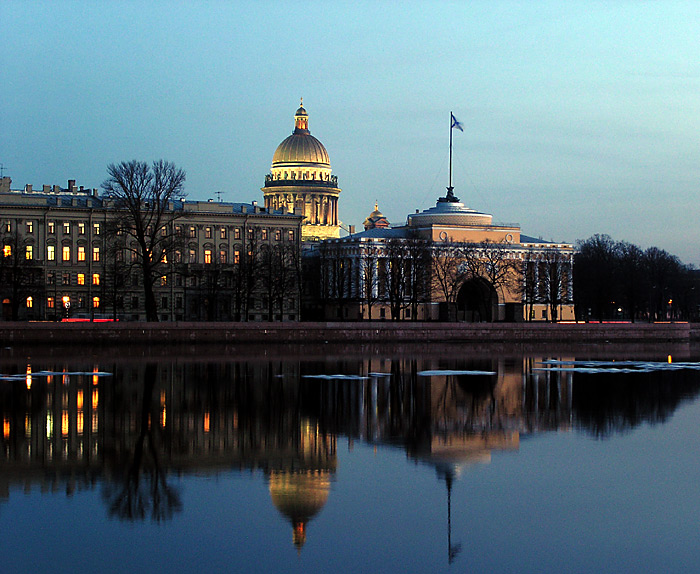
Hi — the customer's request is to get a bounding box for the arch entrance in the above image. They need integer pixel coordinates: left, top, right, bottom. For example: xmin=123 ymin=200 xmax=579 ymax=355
xmin=456 ymin=278 xmax=497 ymax=322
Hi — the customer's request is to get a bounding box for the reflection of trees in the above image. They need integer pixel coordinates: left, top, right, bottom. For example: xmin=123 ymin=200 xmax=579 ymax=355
xmin=573 ymin=369 xmax=700 ymax=438
xmin=102 ymin=363 xmax=182 ymax=522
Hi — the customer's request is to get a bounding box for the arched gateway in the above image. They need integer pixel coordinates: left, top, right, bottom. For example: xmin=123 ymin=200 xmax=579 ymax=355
xmin=456 ymin=278 xmax=497 ymax=322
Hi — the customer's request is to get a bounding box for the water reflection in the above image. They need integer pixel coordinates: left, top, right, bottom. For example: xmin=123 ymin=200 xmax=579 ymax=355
xmin=1 ymin=350 xmax=700 ymax=557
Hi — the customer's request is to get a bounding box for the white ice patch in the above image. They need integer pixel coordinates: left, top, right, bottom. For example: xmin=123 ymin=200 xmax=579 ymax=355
xmin=534 ymin=360 xmax=700 ymax=374
xmin=369 ymin=372 xmax=392 ymax=377
xmin=418 ymin=370 xmax=496 ymax=376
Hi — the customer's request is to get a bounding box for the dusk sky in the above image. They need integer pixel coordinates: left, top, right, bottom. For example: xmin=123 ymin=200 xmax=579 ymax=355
xmin=2 ymin=1 xmax=699 ymax=264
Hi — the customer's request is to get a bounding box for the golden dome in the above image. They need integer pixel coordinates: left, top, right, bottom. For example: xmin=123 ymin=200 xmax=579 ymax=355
xmin=269 ymin=470 xmax=331 ymax=549
xmin=272 ymin=101 xmax=331 ymax=168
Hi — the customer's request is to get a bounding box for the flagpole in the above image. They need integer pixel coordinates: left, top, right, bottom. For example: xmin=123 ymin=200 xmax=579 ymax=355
xmin=449 ymin=111 xmax=453 ymax=194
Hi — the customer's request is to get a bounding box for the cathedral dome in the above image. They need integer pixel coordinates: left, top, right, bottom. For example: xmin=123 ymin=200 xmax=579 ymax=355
xmin=272 ymin=101 xmax=331 ymax=168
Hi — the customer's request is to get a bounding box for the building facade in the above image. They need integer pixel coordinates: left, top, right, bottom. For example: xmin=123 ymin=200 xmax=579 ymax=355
xmin=315 ymin=191 xmax=575 ymax=322
xmin=0 ymin=177 xmax=303 ymax=321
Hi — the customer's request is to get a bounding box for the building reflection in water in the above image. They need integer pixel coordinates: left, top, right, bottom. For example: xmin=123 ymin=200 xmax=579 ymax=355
xmin=1 ymin=351 xmax=699 ymax=555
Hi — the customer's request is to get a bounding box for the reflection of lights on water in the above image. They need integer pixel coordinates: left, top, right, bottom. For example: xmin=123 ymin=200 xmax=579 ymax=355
xmin=25 ymin=414 xmax=31 ymax=438
xmin=77 ymin=411 xmax=84 ymax=435
xmin=204 ymin=412 xmax=210 ymax=433
xmin=668 ymin=355 xmax=673 ymax=364
xmin=3 ymin=417 xmax=9 ymax=439
xmin=46 ymin=413 xmax=53 ymax=439
xmin=161 ymin=408 xmax=166 ymax=428
xmin=93 ymin=365 xmax=99 ymax=385
xmin=62 ymin=411 xmax=69 ymax=436
xmin=77 ymin=390 xmax=84 ymax=410
xmin=92 ymin=389 xmax=98 ymax=408
xmin=26 ymin=364 xmax=32 ymax=389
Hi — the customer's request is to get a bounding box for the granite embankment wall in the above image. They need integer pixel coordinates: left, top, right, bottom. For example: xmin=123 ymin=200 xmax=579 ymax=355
xmin=0 ymin=322 xmax=698 ymax=346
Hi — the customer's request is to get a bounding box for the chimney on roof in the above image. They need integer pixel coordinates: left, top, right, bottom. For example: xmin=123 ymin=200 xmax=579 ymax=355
xmin=25 ymin=184 xmax=32 ymax=192
xmin=68 ymin=179 xmax=77 ymax=193
xmin=43 ymin=185 xmax=50 ymax=193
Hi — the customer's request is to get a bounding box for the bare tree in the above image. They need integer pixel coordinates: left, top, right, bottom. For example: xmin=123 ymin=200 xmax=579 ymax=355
xmin=360 ymin=242 xmax=381 ymax=321
xmin=404 ymin=235 xmax=431 ymax=321
xmin=430 ymin=242 xmax=469 ymax=321
xmin=385 ymin=238 xmax=409 ymax=320
xmin=101 ymin=160 xmax=186 ymax=321
xmin=0 ymin=229 xmax=44 ymax=320
xmin=540 ymin=248 xmax=570 ymax=322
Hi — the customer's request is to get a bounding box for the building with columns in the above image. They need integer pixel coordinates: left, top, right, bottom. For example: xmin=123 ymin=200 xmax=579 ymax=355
xmin=316 ymin=190 xmax=575 ymax=322
xmin=262 ymin=101 xmax=341 ymax=242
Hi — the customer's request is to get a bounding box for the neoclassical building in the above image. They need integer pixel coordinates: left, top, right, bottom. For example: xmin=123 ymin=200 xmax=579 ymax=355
xmin=262 ymin=101 xmax=341 ymax=241
xmin=316 ymin=190 xmax=575 ymax=322
xmin=0 ymin=177 xmax=303 ymax=322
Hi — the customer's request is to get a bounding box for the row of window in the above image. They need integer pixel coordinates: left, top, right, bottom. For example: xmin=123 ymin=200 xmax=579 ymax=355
xmin=4 ymin=220 xmax=296 ymax=241
xmin=47 ymin=271 xmax=101 ymax=286
xmin=4 ymin=221 xmax=102 ymax=235
xmin=36 ymin=296 xmax=101 ymax=309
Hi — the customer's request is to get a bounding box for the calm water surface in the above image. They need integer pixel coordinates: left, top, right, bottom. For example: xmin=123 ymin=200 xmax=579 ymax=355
xmin=2 ymin=344 xmax=700 ymax=573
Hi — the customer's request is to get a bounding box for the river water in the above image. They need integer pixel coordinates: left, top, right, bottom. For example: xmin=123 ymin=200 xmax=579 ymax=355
xmin=2 ymin=343 xmax=700 ymax=573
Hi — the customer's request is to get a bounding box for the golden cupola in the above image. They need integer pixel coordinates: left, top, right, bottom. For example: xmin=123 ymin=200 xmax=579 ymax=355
xmin=263 ymin=99 xmax=341 ymax=241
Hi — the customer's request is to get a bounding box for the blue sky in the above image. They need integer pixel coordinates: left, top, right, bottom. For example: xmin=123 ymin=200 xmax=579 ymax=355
xmin=2 ymin=1 xmax=699 ymax=264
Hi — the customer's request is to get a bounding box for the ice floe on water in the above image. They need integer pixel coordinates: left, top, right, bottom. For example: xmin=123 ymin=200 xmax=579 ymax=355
xmin=369 ymin=372 xmax=392 ymax=377
xmin=0 ymin=370 xmax=113 ymax=382
xmin=302 ymin=374 xmax=369 ymax=380
xmin=533 ymin=360 xmax=700 ymax=374
xmin=418 ymin=370 xmax=496 ymax=376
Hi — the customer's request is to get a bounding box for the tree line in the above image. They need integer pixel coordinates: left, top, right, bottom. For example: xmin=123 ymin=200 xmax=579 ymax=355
xmin=574 ymin=234 xmax=698 ymax=322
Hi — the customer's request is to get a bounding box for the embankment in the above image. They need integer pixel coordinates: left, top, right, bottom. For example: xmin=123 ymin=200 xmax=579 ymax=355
xmin=0 ymin=321 xmax=698 ymax=346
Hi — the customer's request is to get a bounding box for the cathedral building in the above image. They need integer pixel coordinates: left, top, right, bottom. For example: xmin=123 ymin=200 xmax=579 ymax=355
xmin=262 ymin=101 xmax=341 ymax=241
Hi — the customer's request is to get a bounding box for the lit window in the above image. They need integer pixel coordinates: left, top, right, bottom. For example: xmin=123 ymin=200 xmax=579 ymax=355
xmin=78 ymin=222 xmax=85 ymax=235
xmin=4 ymin=221 xmax=10 ymax=232
xmin=77 ymin=273 xmax=85 ymax=285
xmin=47 ymin=297 xmax=55 ymax=309
xmin=275 ymin=229 xmax=281 ymax=241
xmin=26 ymin=221 xmax=33 ymax=234
xmin=261 ymin=229 xmax=268 ymax=240
xmin=175 ymin=225 xmax=182 ymax=236
xmin=92 ymin=273 xmax=100 ymax=285
xmin=92 ymin=296 xmax=100 ymax=309
xmin=161 ymin=226 xmax=167 ymax=237
xmin=26 ymin=296 xmax=33 ymax=308
xmin=189 ymin=226 xmax=196 ymax=238
xmin=63 ymin=222 xmax=70 ymax=235
xmin=62 ymin=272 xmax=70 ymax=285
xmin=205 ymin=227 xmax=212 ymax=239
xmin=288 ymin=230 xmax=294 ymax=241
xmin=219 ymin=250 xmax=227 ymax=264
xmin=47 ymin=245 xmax=55 ymax=260
xmin=234 ymin=250 xmax=240 ymax=264
xmin=160 ymin=275 xmax=167 ymax=286
xmin=93 ymin=223 xmax=100 ymax=235
xmin=220 ymin=227 xmax=227 ymax=239
xmin=248 ymin=228 xmax=254 ymax=238
xmin=93 ymin=247 xmax=100 ymax=262
xmin=62 ymin=246 xmax=70 ymax=261
xmin=175 ymin=250 xmax=182 ymax=263
xmin=189 ymin=249 xmax=196 ymax=263
xmin=3 ymin=245 xmax=10 ymax=257
xmin=234 ymin=228 xmax=241 ymax=240
xmin=25 ymin=245 xmax=33 ymax=260
xmin=78 ymin=246 xmax=86 ymax=261
xmin=48 ymin=221 xmax=55 ymax=234
xmin=204 ymin=249 xmax=212 ymax=264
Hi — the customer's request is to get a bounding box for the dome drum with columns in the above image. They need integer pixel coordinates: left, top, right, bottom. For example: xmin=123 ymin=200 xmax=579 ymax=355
xmin=263 ymin=100 xmax=341 ymax=241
